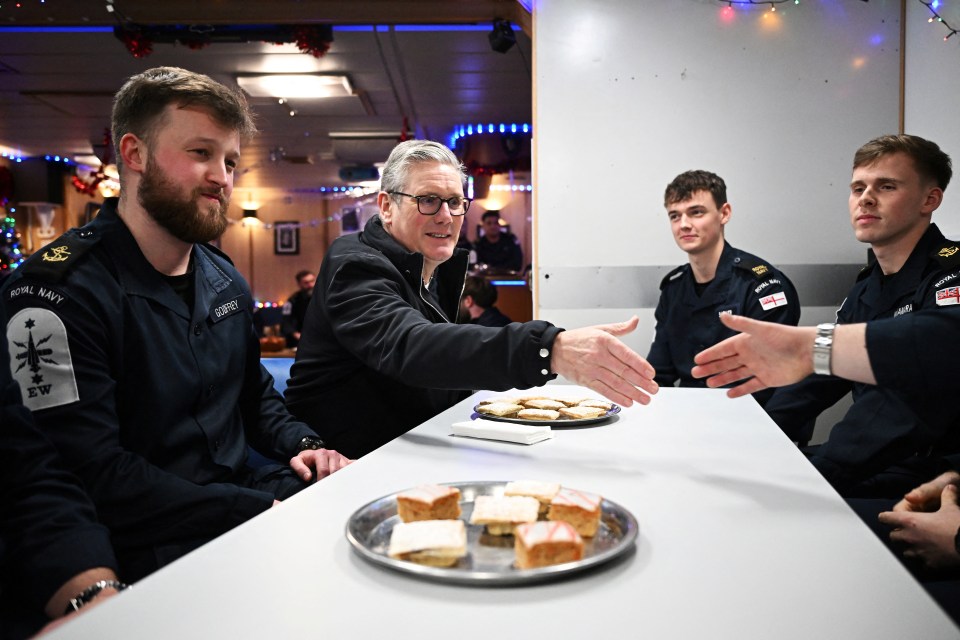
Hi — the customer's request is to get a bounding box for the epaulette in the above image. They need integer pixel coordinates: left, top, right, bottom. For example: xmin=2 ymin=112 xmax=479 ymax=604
xmin=931 ymin=240 xmax=960 ymax=269
xmin=855 ymin=263 xmax=875 ymax=282
xmin=200 ymin=241 xmax=236 ymax=266
xmin=732 ymin=253 xmax=774 ymax=280
xmin=659 ymin=265 xmax=686 ymax=290
xmin=18 ymin=227 xmax=101 ymax=283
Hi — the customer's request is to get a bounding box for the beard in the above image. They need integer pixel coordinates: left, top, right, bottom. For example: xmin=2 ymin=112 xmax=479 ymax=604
xmin=137 ymin=159 xmax=229 ymax=244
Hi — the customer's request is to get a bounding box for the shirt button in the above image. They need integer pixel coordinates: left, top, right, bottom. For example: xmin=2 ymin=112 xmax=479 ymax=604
xmin=194 ymin=323 xmax=202 ymax=336
xmin=541 ymin=368 xmax=549 ymax=375
xmin=539 ymin=348 xmax=549 ymax=358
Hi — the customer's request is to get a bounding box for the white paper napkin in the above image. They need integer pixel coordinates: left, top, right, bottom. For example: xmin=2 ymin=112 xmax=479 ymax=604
xmin=451 ymin=419 xmax=554 ymax=445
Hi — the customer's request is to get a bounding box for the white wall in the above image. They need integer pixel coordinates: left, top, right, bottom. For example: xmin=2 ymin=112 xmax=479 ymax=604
xmin=905 ymin=0 xmax=960 ymax=239
xmin=533 ymin=0 xmax=903 ymax=359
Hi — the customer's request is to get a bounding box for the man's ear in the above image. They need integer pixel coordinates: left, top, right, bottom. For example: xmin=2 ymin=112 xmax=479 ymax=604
xmin=462 ymin=294 xmax=474 ymax=307
xmin=719 ymin=202 xmax=732 ymax=226
xmin=377 ymin=191 xmax=394 ymax=226
xmin=119 ymin=133 xmax=147 ymax=174
xmin=921 ymin=186 xmax=944 ymax=215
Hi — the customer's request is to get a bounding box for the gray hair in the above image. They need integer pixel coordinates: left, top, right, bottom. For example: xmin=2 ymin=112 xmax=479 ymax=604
xmin=380 ymin=140 xmax=467 ymax=197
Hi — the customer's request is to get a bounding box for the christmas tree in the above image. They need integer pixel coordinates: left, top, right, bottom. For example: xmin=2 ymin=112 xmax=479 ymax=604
xmin=0 ymin=202 xmax=25 ymax=279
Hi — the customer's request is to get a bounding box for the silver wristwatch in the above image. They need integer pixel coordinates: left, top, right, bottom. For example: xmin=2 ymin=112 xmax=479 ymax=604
xmin=813 ymin=323 xmax=837 ymax=376
xmin=65 ymin=579 xmax=129 ymax=615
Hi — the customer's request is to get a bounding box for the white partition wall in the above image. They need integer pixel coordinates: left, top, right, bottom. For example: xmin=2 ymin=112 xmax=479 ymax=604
xmin=905 ymin=0 xmax=960 ymax=239
xmin=533 ymin=0 xmax=904 ymax=354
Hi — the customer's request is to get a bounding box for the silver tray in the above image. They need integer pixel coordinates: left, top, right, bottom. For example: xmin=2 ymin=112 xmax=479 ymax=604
xmin=345 ymin=481 xmax=638 ymax=586
xmin=471 ymin=404 xmax=621 ymax=427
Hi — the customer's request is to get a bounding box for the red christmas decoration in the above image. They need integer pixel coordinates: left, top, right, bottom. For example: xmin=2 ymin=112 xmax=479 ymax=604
xmin=117 ymin=28 xmax=154 ymax=58
xmin=291 ymin=26 xmax=332 ymax=58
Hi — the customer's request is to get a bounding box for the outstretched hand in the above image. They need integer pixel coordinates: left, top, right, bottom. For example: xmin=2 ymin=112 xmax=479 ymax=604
xmin=550 ymin=316 xmax=658 ymax=407
xmin=691 ymin=314 xmax=815 ymax=398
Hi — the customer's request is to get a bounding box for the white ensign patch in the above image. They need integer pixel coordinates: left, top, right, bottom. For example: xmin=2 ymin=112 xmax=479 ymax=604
xmin=6 ymin=307 xmax=80 ymax=411
xmin=759 ymin=291 xmax=788 ymax=311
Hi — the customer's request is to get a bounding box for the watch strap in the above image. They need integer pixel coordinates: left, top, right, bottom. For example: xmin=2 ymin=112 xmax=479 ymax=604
xmin=65 ymin=580 xmax=129 ymax=615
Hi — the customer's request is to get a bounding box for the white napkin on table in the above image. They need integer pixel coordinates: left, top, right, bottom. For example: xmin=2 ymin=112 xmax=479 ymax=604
xmin=451 ymin=419 xmax=553 ymax=445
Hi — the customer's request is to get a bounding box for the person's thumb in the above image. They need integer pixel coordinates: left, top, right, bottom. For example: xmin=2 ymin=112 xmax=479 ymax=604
xmin=598 ymin=315 xmax=639 ymax=336
xmin=718 ymin=313 xmax=754 ymax=332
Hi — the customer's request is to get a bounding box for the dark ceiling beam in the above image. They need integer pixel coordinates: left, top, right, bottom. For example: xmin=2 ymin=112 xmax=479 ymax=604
xmin=2 ymin=0 xmax=530 ymax=27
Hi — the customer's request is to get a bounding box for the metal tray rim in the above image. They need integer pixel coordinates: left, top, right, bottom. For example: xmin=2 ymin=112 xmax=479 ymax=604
xmin=345 ymin=480 xmax=639 ymax=586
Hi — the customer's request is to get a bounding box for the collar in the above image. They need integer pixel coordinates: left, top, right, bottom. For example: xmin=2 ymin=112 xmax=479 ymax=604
xmin=360 ymin=215 xmax=469 ymax=297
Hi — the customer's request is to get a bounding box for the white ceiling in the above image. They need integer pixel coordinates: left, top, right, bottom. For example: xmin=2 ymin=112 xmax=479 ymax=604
xmin=0 ymin=1 xmax=532 ymax=209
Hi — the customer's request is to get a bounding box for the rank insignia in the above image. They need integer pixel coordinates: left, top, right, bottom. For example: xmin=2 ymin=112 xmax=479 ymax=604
xmin=752 ymin=265 xmax=769 ymax=276
xmin=939 ymin=246 xmax=959 ymax=258
xmin=42 ymin=246 xmax=71 ymax=263
xmin=6 ymin=307 xmax=79 ymax=411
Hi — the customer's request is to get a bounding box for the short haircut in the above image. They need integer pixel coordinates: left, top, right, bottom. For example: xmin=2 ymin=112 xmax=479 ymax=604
xmin=380 ymin=140 xmax=467 ymax=200
xmin=112 ymin=66 xmax=257 ymax=172
xmin=853 ymin=134 xmax=952 ymax=191
xmin=481 ymin=210 xmax=500 ymax=221
xmin=664 ymin=170 xmax=728 ymax=209
xmin=463 ymin=275 xmax=498 ymax=308
xmin=295 ymin=270 xmax=314 ymax=283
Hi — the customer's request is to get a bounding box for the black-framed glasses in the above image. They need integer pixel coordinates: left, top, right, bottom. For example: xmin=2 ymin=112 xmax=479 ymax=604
xmin=389 ymin=192 xmax=472 ymax=216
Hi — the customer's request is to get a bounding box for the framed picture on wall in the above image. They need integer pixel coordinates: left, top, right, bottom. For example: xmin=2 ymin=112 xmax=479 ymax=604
xmin=274 ymin=221 xmax=300 ymax=255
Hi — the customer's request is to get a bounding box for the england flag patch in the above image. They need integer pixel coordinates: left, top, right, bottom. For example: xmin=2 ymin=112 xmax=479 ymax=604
xmin=6 ymin=307 xmax=80 ymax=411
xmin=936 ymin=287 xmax=960 ymax=306
xmin=759 ymin=291 xmax=788 ymax=311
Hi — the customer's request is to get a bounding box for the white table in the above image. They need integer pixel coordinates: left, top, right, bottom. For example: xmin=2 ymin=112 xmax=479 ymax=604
xmin=51 ymin=387 xmax=960 ymax=639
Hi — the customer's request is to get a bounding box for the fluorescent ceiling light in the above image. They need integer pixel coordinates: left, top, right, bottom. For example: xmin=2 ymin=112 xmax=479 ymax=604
xmin=236 ymin=74 xmax=353 ymax=99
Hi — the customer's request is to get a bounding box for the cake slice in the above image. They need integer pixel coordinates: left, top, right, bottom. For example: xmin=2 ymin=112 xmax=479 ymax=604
xmin=477 ymin=402 xmax=524 ymax=418
xmin=469 ymin=495 xmax=540 ymax=535
xmin=558 ymin=405 xmax=608 ymax=420
xmin=522 ymin=398 xmax=566 ymax=411
xmin=578 ymin=399 xmax=613 ymax=411
xmin=517 ymin=408 xmax=560 ymax=421
xmin=514 ymin=521 xmax=584 ymax=569
xmin=548 ymin=488 xmax=602 ymax=537
xmin=396 ymin=484 xmax=462 ymax=522
xmin=388 ymin=520 xmax=467 ymax=567
xmin=504 ymin=480 xmax=561 ymax=514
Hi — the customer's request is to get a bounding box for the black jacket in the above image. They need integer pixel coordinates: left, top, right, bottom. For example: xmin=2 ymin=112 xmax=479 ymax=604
xmin=766 ymin=224 xmax=960 ymax=496
xmin=0 ymin=306 xmax=118 ymax=638
xmin=285 ymin=215 xmax=561 ymax=458
xmin=1 ymin=199 xmax=317 ymax=579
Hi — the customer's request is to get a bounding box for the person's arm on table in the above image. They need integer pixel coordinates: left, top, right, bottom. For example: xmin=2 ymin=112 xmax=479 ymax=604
xmin=244 ymin=357 xmax=352 ymax=483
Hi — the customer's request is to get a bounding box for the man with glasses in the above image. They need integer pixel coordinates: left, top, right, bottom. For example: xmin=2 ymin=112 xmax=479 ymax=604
xmin=285 ymin=139 xmax=659 ymax=458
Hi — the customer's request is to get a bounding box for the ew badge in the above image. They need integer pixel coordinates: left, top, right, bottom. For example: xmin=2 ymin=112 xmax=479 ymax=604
xmin=759 ymin=292 xmax=788 ymax=311
xmin=6 ymin=308 xmax=80 ymax=411
xmin=936 ymin=286 xmax=960 ymax=306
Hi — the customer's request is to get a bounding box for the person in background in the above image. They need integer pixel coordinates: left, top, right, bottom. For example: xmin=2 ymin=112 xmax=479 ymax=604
xmin=474 ymin=209 xmax=523 ymax=272
xmin=647 ymin=169 xmax=800 ymax=407
xmin=691 ymin=309 xmax=960 ymax=625
xmin=1 ymin=305 xmax=126 ymax=639
xmin=459 ymin=275 xmax=512 ymax=327
xmin=286 ymin=139 xmax=658 ymax=459
xmin=280 ymin=269 xmax=315 ymax=347
xmin=0 ymin=66 xmax=349 ymax=583
xmin=756 ymin=134 xmax=959 ymax=499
